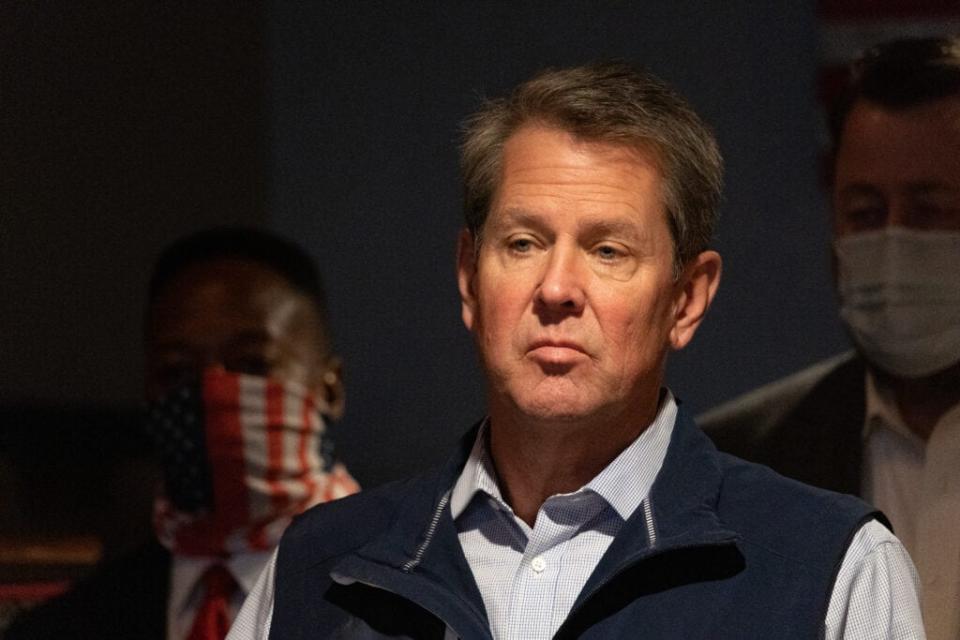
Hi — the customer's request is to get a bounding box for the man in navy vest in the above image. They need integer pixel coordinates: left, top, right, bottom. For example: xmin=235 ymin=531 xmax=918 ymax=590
xmin=230 ymin=63 xmax=923 ymax=639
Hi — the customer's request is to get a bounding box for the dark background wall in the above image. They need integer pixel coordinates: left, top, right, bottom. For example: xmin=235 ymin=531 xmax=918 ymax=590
xmin=1 ymin=2 xmax=268 ymax=406
xmin=266 ymin=1 xmax=848 ymax=487
xmin=2 ymin=2 xmax=848 ymax=500
xmin=0 ymin=1 xmax=270 ymax=556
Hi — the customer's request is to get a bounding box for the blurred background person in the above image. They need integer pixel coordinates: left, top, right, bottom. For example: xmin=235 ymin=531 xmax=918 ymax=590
xmin=6 ymin=227 xmax=360 ymax=639
xmin=5 ymin=4 xmax=959 ymax=635
xmin=701 ymin=36 xmax=960 ymax=640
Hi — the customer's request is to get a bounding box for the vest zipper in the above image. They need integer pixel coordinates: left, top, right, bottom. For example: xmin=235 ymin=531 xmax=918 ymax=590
xmin=641 ymin=497 xmax=657 ymax=546
xmin=402 ymin=489 xmax=451 ymax=572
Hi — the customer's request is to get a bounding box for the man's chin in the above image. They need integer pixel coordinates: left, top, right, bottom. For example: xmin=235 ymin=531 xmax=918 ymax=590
xmin=510 ymin=388 xmax=605 ymax=425
xmin=486 ymin=373 xmax=614 ymax=425
xmin=520 ymin=406 xmax=591 ymax=424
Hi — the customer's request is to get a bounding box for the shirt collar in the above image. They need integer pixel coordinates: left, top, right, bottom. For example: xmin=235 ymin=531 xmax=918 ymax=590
xmin=587 ymin=392 xmax=676 ymax=519
xmin=169 ymin=550 xmax=273 ymax=618
xmin=863 ymin=369 xmax=921 ymax=445
xmin=450 ymin=391 xmax=678 ymax=522
xmin=863 ymin=366 xmax=960 ymax=445
xmin=449 ymin=417 xmax=497 ymax=519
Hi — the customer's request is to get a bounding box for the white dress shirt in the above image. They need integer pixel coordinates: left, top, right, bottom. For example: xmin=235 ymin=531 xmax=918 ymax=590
xmin=862 ymin=371 xmax=960 ymax=640
xmin=169 ymin=550 xmax=272 ymax=640
xmin=449 ymin=395 xmax=675 ymax=639
xmin=230 ymin=393 xmax=924 ymax=639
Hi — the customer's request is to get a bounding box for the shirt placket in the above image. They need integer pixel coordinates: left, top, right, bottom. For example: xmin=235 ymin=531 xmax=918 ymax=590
xmin=915 ymin=417 xmax=960 ymax=639
xmin=504 ymin=494 xmax=602 ymax=640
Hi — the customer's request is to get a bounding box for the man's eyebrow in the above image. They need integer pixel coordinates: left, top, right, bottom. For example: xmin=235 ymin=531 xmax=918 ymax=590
xmin=577 ymin=217 xmax=644 ymax=240
xmin=491 ymin=208 xmax=546 ymax=229
xmin=226 ymin=330 xmax=275 ymax=348
xmin=838 ymin=183 xmax=960 ymax=199
xmin=836 ymin=183 xmax=882 ymax=200
xmin=489 ymin=209 xmax=650 ymax=245
xmin=153 ymin=331 xmax=276 ymax=356
xmin=904 ymin=182 xmax=960 ymax=197
xmin=152 ymin=340 xmax=194 ymax=354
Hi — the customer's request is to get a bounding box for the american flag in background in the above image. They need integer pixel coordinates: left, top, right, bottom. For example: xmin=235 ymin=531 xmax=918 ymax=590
xmin=152 ymin=370 xmax=360 ymax=556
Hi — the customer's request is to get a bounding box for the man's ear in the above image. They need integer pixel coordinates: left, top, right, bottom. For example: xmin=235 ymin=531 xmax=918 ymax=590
xmin=457 ymin=229 xmax=479 ymax=331
xmin=669 ymin=250 xmax=722 ymax=351
xmin=313 ymin=355 xmax=345 ymax=420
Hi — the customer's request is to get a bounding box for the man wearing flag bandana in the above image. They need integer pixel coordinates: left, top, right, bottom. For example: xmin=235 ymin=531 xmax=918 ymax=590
xmin=7 ymin=227 xmax=360 ymax=639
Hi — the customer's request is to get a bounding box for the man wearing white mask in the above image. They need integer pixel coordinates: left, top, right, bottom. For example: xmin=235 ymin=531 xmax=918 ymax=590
xmin=701 ymin=36 xmax=960 ymax=640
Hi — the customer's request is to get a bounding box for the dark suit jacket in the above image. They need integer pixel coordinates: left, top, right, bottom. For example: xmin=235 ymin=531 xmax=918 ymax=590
xmin=698 ymin=352 xmax=867 ymax=496
xmin=5 ymin=539 xmax=170 ymax=640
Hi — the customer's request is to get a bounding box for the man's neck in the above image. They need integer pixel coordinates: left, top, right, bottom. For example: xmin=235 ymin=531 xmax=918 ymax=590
xmin=874 ymin=360 xmax=960 ymax=441
xmin=486 ymin=401 xmax=659 ymax=527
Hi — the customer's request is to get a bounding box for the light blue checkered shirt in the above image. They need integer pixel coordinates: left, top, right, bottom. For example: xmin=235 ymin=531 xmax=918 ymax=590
xmin=227 ymin=392 xmax=924 ymax=640
xmin=449 ymin=393 xmax=675 ymax=640
xmin=447 ymin=392 xmax=925 ymax=640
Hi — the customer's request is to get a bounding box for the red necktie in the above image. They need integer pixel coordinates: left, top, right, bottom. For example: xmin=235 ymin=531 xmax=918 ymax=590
xmin=187 ymin=564 xmax=237 ymax=640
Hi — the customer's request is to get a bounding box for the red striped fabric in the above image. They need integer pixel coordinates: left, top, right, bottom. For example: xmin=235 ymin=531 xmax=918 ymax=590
xmin=265 ymin=379 xmax=288 ymax=514
xmin=204 ymin=372 xmax=247 ymax=554
xmin=297 ymin=393 xmax=320 ymax=510
xmin=154 ymin=369 xmax=360 ymax=556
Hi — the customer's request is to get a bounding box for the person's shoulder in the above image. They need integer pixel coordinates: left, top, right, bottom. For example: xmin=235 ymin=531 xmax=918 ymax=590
xmin=714 ymin=452 xmax=876 ymax=566
xmin=699 ymin=351 xmax=859 ymax=433
xmin=5 ymin=540 xmax=170 ymax=639
xmin=280 ymin=471 xmax=434 ymax=561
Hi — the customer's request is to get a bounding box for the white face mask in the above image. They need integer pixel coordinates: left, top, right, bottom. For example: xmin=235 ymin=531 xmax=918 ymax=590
xmin=835 ymin=227 xmax=960 ymax=378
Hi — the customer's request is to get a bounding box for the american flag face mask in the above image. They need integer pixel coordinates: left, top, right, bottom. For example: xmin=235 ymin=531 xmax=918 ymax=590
xmin=144 ymin=368 xmax=360 ymax=556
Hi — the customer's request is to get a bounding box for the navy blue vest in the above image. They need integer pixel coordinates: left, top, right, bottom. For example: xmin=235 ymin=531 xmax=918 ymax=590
xmin=270 ymin=409 xmax=879 ymax=639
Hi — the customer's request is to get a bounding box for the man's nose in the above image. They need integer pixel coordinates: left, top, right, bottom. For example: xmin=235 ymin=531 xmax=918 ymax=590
xmin=887 ymin=200 xmax=917 ymax=229
xmin=202 ymin=361 xmax=228 ymax=377
xmin=536 ymin=244 xmax=586 ymax=312
xmin=191 ymin=360 xmax=228 ymax=382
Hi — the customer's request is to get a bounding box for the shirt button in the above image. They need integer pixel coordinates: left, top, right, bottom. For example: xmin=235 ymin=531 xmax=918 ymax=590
xmin=531 ymin=556 xmax=546 ymax=573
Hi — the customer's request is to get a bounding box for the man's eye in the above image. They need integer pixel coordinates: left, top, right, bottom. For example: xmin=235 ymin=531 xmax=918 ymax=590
xmin=595 ymin=245 xmax=621 ymax=260
xmin=227 ymin=355 xmax=272 ymax=377
xmin=509 ymin=238 xmax=534 ymax=253
xmin=156 ymin=364 xmax=197 ymax=390
xmin=840 ymin=206 xmax=887 ymax=231
xmin=907 ymin=203 xmax=960 ymax=229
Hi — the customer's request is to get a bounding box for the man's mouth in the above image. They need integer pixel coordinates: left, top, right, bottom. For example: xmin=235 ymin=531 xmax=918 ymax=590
xmin=527 ymin=339 xmax=588 ymax=366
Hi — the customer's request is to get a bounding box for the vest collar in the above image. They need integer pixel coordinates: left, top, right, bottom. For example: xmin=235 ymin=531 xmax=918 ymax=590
xmin=330 ymin=408 xmax=739 ymax=636
xmin=569 ymin=406 xmax=739 ymax=614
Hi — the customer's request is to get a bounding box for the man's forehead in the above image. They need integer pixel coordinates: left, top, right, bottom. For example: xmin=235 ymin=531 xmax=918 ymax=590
xmin=153 ymin=258 xmax=310 ymax=304
xmin=493 ymin=126 xmax=666 ymax=205
xmin=147 ymin=258 xmax=322 ymax=339
xmin=835 ymin=99 xmax=960 ymax=178
xmin=502 ymin=123 xmax=666 ymax=171
xmin=840 ymin=97 xmax=960 ymax=146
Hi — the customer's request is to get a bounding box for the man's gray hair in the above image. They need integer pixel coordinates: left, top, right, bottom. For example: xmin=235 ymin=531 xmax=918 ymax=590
xmin=460 ymin=61 xmax=723 ymax=275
